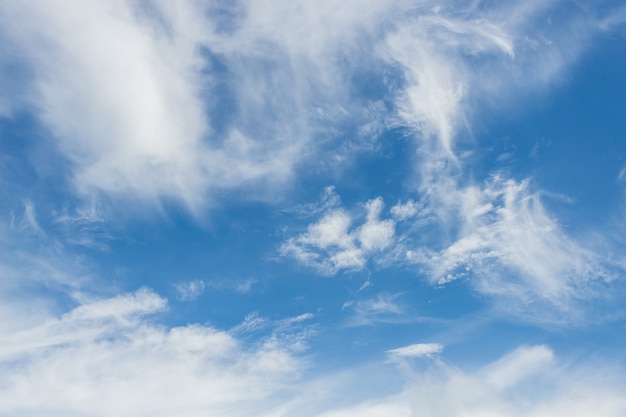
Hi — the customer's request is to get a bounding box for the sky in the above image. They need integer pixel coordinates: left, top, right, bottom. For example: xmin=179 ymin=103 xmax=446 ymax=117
xmin=1 ymin=0 xmax=626 ymax=416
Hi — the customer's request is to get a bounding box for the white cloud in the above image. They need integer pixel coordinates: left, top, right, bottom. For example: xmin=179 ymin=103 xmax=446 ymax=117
xmin=405 ymin=176 xmax=617 ymax=319
xmin=387 ymin=343 xmax=443 ymax=359
xmin=0 ymin=0 xmax=400 ymax=213
xmin=0 ymin=288 xmax=307 ymax=417
xmin=174 ymin=280 xmax=206 ymax=301
xmin=343 ymin=293 xmax=414 ymax=326
xmin=284 ymin=178 xmax=624 ymax=321
xmin=194 ymin=277 xmax=259 ymax=295
xmin=397 ymin=345 xmax=626 ymax=417
xmin=481 ymin=344 xmax=554 ymax=390
xmin=317 ymin=399 xmax=412 ymax=417
xmin=281 ymin=195 xmax=396 ymax=275
xmin=313 ymin=345 xmax=626 ymax=417
xmin=372 ymin=1 xmax=613 ymax=318
xmin=12 ymin=201 xmax=45 ymax=237
xmin=1 ymin=0 xmax=603 ymax=215
xmin=358 ymin=198 xmax=395 ymax=252
xmin=0 ymin=253 xmax=625 ymax=417
xmin=390 ymin=199 xmax=422 ymax=221
xmin=1 ymin=1 xmax=209 ymax=210
xmin=278 ymin=0 xmax=625 ymax=316
xmin=0 ymin=288 xmax=166 ymax=361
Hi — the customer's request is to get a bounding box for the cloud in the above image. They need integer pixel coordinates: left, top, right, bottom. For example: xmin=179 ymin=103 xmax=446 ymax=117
xmin=0 ymin=0 xmax=396 ymax=213
xmin=314 ymin=345 xmax=626 ymax=417
xmin=0 ymin=219 xmax=314 ymax=416
xmin=343 ymin=293 xmax=408 ymax=326
xmin=387 ymin=343 xmax=443 ymax=359
xmin=359 ymin=198 xmax=395 ymax=251
xmin=0 ymin=288 xmax=166 ymax=361
xmin=283 ymin=179 xmax=624 ymax=322
xmin=1 ymin=0 xmax=606 ymax=215
xmin=0 ymin=2 xmax=624 ymax=415
xmin=0 ymin=224 xmax=624 ymax=417
xmin=268 ymin=1 xmax=625 ymax=320
xmin=174 ymin=280 xmax=206 ymax=301
xmin=317 ymin=399 xmax=412 ymax=417
xmin=12 ymin=201 xmax=45 ymax=237
xmin=1 ymin=1 xmax=207 ymax=209
xmin=281 ymin=192 xmax=396 ymax=275
xmin=2 ymin=288 xmax=626 ymax=417
xmin=398 ymin=345 xmax=626 ymax=417
xmin=599 ymin=4 xmax=626 ymax=31
xmin=0 ymin=1 xmax=288 ymax=211
xmin=0 ymin=288 xmax=307 ymax=417
xmin=390 ymin=199 xmax=422 ymax=221
xmin=406 ymin=177 xmax=611 ymax=311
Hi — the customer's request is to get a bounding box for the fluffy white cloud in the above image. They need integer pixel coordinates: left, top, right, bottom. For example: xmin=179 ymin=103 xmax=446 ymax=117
xmin=281 ymin=191 xmax=397 ymax=275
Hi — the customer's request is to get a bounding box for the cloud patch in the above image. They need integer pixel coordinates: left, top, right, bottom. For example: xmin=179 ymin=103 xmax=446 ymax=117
xmin=281 ymin=193 xmax=396 ymax=275
xmin=174 ymin=280 xmax=206 ymax=301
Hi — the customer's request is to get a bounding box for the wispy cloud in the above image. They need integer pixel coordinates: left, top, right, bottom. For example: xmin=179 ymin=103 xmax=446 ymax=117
xmin=387 ymin=343 xmax=443 ymax=359
xmin=11 ymin=201 xmax=45 ymax=237
xmin=0 ymin=0 xmax=389 ymax=213
xmin=1 ymin=2 xmax=625 ymax=415
xmin=343 ymin=293 xmax=407 ymax=326
xmin=4 ymin=286 xmax=624 ymax=417
xmin=1 ymin=0 xmax=608 ymax=215
xmin=174 ymin=280 xmax=206 ymax=301
xmin=406 ymin=177 xmax=612 ymax=312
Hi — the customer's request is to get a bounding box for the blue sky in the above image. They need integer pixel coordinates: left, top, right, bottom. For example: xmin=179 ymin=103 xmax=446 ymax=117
xmin=1 ymin=1 xmax=626 ymax=415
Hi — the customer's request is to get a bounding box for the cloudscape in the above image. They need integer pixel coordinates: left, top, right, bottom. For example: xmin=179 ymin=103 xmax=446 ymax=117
xmin=1 ymin=1 xmax=626 ymax=416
